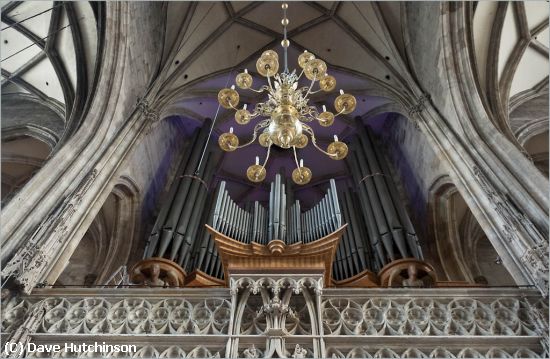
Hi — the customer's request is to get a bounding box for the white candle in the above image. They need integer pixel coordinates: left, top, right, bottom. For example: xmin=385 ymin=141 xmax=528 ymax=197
xmin=243 ymin=104 xmax=247 ymax=110
xmin=244 ymin=69 xmax=248 ymax=74
xmin=255 ymin=156 xmax=259 ymax=165
xmin=334 ymin=135 xmax=338 ymax=142
xmin=231 ymin=85 xmax=235 ymax=90
xmin=339 ymin=89 xmax=344 ymax=95
xmin=229 ymin=127 xmax=233 ymax=133
xmin=322 ymin=105 xmax=327 ymax=112
xmin=300 ymin=159 xmax=304 ymax=167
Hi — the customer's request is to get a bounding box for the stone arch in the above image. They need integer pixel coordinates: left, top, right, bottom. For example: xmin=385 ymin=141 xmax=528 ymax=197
xmin=55 ymin=176 xmax=141 ymax=286
xmin=427 ymin=175 xmax=515 ymax=285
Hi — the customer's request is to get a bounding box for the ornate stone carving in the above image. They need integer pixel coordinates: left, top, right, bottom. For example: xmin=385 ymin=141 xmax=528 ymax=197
xmin=321 ymin=296 xmax=548 ymax=336
xmin=326 ymin=346 xmax=545 ymax=358
xmin=2 ymin=289 xmax=546 ymax=358
xmin=137 ymin=98 xmax=160 ymax=123
xmin=24 ymin=345 xmax=223 ymax=358
xmin=473 ymin=165 xmax=549 ymax=294
xmin=1 ymin=297 xmax=231 ymax=335
xmin=2 ymin=169 xmax=99 ymax=293
xmin=231 ymin=276 xmax=321 ymax=358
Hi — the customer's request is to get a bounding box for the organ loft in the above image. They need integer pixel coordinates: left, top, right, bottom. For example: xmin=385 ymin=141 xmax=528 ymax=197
xmin=1 ymin=1 xmax=548 ymax=358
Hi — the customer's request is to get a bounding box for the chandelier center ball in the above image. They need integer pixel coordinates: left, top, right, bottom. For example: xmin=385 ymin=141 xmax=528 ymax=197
xmin=269 ymin=104 xmax=302 ymax=149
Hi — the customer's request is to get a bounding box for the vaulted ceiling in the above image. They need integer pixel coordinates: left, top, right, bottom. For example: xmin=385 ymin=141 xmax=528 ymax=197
xmin=154 ymin=1 xmax=410 ymax=206
xmin=1 ymin=1 xmax=547 ymax=207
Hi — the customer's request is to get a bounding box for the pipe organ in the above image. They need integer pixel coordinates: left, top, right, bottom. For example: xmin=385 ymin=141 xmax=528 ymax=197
xmin=331 ymin=121 xmax=423 ymax=282
xmin=137 ymin=120 xmax=429 ymax=288
xmin=209 ymin=175 xmax=342 ymax=245
xmin=143 ymin=120 xmax=221 ymax=270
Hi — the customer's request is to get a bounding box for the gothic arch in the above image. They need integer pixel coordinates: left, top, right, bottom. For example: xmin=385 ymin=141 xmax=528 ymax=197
xmin=428 ymin=175 xmax=515 ymax=285
xmin=54 ymin=176 xmax=141 ymax=286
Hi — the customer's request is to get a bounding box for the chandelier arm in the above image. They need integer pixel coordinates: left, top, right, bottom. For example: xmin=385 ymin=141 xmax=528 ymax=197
xmin=262 ymin=142 xmax=273 ymax=169
xmin=236 ymin=121 xmax=269 ymax=149
xmin=304 ymin=73 xmax=317 ymax=98
xmin=292 ymin=145 xmax=301 ymax=170
xmin=303 ymin=126 xmax=337 ymax=158
xmin=297 ymin=68 xmax=305 ymax=81
xmin=267 ymin=75 xmax=274 ymax=91
xmin=333 ymin=108 xmax=346 ymax=118
xmin=247 ymin=85 xmax=269 ymax=93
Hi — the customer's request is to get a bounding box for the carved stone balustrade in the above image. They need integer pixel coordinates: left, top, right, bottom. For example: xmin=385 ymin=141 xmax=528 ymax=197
xmin=0 ymin=286 xmax=547 ymax=358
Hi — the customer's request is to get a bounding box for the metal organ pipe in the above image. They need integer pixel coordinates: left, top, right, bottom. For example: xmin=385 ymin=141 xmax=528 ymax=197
xmin=145 ymin=130 xmax=197 ymax=259
xmin=178 ymin=151 xmax=219 ymax=268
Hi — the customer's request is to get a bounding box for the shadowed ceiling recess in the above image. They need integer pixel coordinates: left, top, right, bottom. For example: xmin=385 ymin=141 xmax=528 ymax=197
xmin=216 ymin=2 xmax=357 ymax=185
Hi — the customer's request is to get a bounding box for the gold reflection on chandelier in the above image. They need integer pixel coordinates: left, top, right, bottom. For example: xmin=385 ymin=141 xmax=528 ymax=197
xmin=217 ymin=2 xmax=356 ymax=185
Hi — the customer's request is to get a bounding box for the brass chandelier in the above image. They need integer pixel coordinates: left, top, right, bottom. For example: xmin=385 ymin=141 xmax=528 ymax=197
xmin=217 ymin=2 xmax=357 ymax=185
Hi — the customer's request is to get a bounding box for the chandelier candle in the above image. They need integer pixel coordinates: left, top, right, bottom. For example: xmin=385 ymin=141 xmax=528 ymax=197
xmin=217 ymin=2 xmax=357 ymax=185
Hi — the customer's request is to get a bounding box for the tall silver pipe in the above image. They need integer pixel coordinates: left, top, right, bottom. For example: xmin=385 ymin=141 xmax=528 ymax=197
xmin=330 ymin=179 xmax=342 ymax=226
xmin=268 ymin=182 xmax=274 ymax=241
xmin=252 ymin=201 xmax=259 ymax=242
xmin=212 ymin=181 xmax=227 ymax=230
xmin=219 ymin=190 xmax=230 ymax=233
xmin=273 ymin=175 xmax=281 ymax=240
xmin=326 ymin=190 xmax=337 ymax=232
xmin=280 ymin=183 xmax=286 ymax=241
xmin=295 ymin=200 xmax=302 ymax=243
